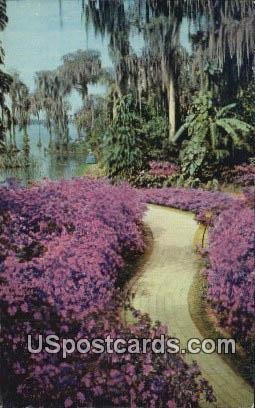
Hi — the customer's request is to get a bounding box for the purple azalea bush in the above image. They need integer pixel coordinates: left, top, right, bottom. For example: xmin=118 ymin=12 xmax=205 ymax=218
xmin=206 ymin=199 xmax=255 ymax=344
xmin=143 ymin=186 xmax=255 ymax=344
xmin=148 ymin=161 xmax=180 ymax=177
xmin=222 ymin=163 xmax=255 ymax=186
xmin=0 ymin=179 xmax=214 ymax=407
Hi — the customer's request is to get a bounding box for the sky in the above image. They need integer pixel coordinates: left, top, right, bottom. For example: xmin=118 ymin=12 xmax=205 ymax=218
xmin=2 ymin=0 xmax=191 ymax=113
xmin=2 ymin=0 xmax=113 ymax=111
xmin=2 ymin=0 xmax=113 ymax=85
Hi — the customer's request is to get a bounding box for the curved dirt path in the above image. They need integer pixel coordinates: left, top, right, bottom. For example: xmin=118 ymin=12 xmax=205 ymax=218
xmin=131 ymin=204 xmax=253 ymax=408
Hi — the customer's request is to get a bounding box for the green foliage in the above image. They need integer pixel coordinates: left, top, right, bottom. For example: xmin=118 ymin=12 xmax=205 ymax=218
xmin=0 ymin=145 xmax=31 ymax=170
xmin=104 ymin=94 xmax=146 ymax=179
xmin=128 ymin=172 xmax=179 ymax=188
xmin=82 ymin=163 xmax=106 ymax=178
xmin=175 ymin=91 xmax=252 ymax=181
xmin=237 ymin=80 xmax=255 ymax=126
xmin=22 ymin=130 xmax=30 ymax=155
xmin=179 ymin=137 xmax=207 ymax=180
xmin=0 ymin=2 xmax=12 ymax=147
xmin=0 ymin=0 xmax=8 ymax=31
xmin=74 ymin=95 xmax=107 ymax=160
xmin=68 ymin=139 xmax=88 ymax=156
xmin=59 ymin=50 xmax=103 ymax=100
xmin=141 ymin=101 xmax=169 ymax=160
xmin=9 ymin=72 xmax=30 ymax=130
xmin=103 ymin=93 xmax=170 ymax=180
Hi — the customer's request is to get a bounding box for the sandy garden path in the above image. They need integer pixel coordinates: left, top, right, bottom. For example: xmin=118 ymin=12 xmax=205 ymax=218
xmin=131 ymin=204 xmax=253 ymax=408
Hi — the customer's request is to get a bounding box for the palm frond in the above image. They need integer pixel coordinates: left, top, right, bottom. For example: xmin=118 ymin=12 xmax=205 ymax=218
xmin=173 ymin=114 xmax=195 ymax=142
xmin=214 ymin=148 xmax=230 ymax=160
xmin=172 ymin=123 xmax=188 ymax=142
xmin=224 ymin=118 xmax=252 ymax=133
xmin=216 ymin=103 xmax=236 ymax=118
xmin=209 ymin=119 xmax=218 ymax=150
xmin=216 ymin=118 xmax=242 ymax=146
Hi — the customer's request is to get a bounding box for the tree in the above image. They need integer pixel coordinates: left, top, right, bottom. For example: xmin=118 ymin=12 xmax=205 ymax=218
xmin=143 ymin=16 xmax=183 ymax=142
xmin=104 ymin=94 xmax=146 ymax=179
xmin=0 ymin=0 xmax=12 ymax=151
xmin=139 ymin=0 xmax=255 ymax=140
xmin=0 ymin=0 xmax=8 ymax=30
xmin=35 ymin=70 xmax=71 ymax=151
xmin=189 ymin=0 xmax=255 ymax=100
xmin=9 ymin=72 xmax=30 ymax=133
xmin=85 ymin=0 xmax=130 ymax=95
xmin=29 ymin=91 xmax=44 ymax=147
xmin=103 ymin=92 xmax=169 ymax=179
xmin=59 ymin=49 xmax=103 ymax=101
xmin=84 ymin=0 xmax=255 ymax=147
xmin=74 ymin=94 xmax=106 ymax=158
xmin=35 ymin=50 xmax=105 ymax=152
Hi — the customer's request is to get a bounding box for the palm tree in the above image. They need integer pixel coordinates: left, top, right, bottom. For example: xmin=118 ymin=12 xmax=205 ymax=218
xmin=175 ymin=90 xmax=252 ymax=166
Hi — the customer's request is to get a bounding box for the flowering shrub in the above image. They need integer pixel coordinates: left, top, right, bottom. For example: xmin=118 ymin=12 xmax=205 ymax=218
xmin=128 ymin=162 xmax=180 ymax=188
xmin=4 ymin=310 xmax=214 ymax=407
xmin=243 ymin=186 xmax=255 ymax=208
xmin=143 ymin=186 xmax=254 ymax=345
xmin=222 ymin=163 xmax=255 ymax=186
xmin=148 ymin=161 xmax=180 ymax=177
xmin=0 ymin=179 xmax=214 ymax=407
xmin=206 ymin=201 xmax=255 ymax=344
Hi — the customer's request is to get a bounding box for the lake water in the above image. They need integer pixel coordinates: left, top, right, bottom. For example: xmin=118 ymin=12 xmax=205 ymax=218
xmin=1 ymin=0 xmax=108 ymax=184
xmin=1 ymin=0 xmax=191 ymax=185
xmin=0 ymin=124 xmax=86 ymax=185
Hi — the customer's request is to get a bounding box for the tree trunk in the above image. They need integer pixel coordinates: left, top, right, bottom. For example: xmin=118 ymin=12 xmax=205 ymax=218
xmin=168 ymin=64 xmax=176 ymax=143
xmin=161 ymin=55 xmax=176 ymax=144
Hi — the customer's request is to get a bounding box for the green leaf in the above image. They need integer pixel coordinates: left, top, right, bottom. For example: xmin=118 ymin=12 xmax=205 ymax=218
xmin=209 ymin=120 xmax=218 ymax=150
xmin=172 ymin=123 xmax=189 ymax=142
xmin=224 ymin=117 xmax=252 ymax=133
xmin=216 ymin=103 xmax=236 ymax=118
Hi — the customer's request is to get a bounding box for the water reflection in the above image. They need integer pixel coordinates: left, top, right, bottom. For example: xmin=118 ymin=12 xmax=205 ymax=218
xmin=1 ymin=0 xmax=110 ymax=185
xmin=0 ymin=124 xmax=86 ymax=185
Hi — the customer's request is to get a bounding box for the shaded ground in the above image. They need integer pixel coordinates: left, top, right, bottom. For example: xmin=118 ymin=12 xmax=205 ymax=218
xmin=131 ymin=204 xmax=253 ymax=408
